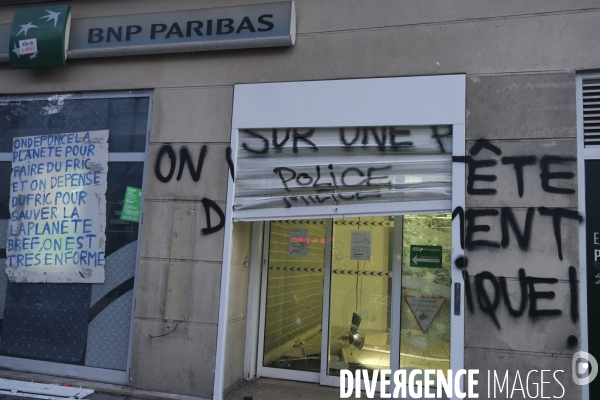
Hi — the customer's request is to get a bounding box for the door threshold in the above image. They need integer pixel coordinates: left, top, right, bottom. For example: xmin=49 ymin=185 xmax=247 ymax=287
xmin=225 ymin=378 xmax=340 ymax=400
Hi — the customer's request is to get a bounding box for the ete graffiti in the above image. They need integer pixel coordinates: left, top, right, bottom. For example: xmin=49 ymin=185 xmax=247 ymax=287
xmin=453 ymin=139 xmax=581 ymax=347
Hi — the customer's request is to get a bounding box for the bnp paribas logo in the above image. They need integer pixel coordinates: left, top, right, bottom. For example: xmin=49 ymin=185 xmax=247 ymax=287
xmin=8 ymin=5 xmax=71 ymax=69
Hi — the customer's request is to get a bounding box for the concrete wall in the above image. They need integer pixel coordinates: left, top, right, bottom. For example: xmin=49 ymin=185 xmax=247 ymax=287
xmin=223 ymin=222 xmax=252 ymax=393
xmin=131 ymin=92 xmax=231 ymax=397
xmin=0 ymin=0 xmax=597 ymax=398
xmin=464 ymin=72 xmax=580 ymax=398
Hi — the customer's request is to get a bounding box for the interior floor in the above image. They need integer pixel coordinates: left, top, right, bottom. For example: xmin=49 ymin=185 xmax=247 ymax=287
xmin=269 ymin=325 xmax=390 ymax=375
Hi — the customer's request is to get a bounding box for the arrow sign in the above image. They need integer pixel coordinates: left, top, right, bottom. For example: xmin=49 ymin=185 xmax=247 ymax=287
xmin=404 ymin=296 xmax=447 ymax=333
xmin=409 ymin=245 xmax=443 ymax=269
xmin=412 ymin=256 xmax=440 ymax=265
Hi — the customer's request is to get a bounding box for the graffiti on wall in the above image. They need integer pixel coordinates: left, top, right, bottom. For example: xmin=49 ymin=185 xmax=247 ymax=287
xmin=150 ymin=137 xmax=581 ymax=347
xmin=453 ymin=139 xmax=581 ymax=348
xmin=153 ymin=144 xmax=229 ymax=235
xmin=236 ymin=126 xmax=452 ymax=211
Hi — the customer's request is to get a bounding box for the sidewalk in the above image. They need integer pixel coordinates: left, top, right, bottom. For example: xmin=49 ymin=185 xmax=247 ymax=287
xmin=225 ymin=379 xmax=343 ymax=400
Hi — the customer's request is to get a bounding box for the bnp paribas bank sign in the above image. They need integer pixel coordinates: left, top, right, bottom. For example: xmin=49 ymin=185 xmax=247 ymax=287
xmin=1 ymin=1 xmax=295 ymax=68
xmin=9 ymin=5 xmax=71 ymax=68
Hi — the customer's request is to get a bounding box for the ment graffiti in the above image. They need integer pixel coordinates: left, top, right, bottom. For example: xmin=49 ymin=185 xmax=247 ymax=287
xmin=151 ymin=136 xmax=582 ymax=348
xmin=453 ymin=139 xmax=581 ymax=348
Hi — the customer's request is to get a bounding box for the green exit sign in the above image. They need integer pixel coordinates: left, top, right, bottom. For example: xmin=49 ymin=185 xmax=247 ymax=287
xmin=9 ymin=5 xmax=71 ymax=69
xmin=410 ymin=245 xmax=443 ymax=269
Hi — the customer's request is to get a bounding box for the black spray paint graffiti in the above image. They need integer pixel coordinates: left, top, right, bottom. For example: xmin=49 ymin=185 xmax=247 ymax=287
xmin=454 ymin=139 xmax=582 ymax=348
xmin=274 ymin=164 xmax=392 ymax=208
xmin=240 ymin=127 xmax=419 ymax=208
xmin=154 ymin=144 xmax=228 ymax=235
xmin=242 ymin=127 xmax=425 ymax=154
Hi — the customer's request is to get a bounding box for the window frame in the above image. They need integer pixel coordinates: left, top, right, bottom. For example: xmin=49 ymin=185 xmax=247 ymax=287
xmin=0 ymin=90 xmax=152 ymax=384
xmin=576 ymin=71 xmax=600 ymax=400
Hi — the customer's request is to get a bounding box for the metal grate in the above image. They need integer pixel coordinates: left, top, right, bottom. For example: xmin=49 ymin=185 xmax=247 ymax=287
xmin=583 ymin=78 xmax=600 ymax=146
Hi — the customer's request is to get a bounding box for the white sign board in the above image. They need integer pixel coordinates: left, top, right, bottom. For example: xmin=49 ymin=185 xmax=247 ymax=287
xmin=403 ymin=296 xmax=447 ymax=333
xmin=5 ymin=131 xmax=109 ymax=283
xmin=18 ymin=38 xmax=37 ymax=55
xmin=289 ymin=228 xmax=309 ymax=256
xmin=350 ymin=230 xmax=371 ymax=260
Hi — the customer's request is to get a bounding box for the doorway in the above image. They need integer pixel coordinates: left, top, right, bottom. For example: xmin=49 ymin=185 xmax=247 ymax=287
xmin=257 ymin=214 xmax=451 ymax=388
xmin=215 ymin=75 xmax=466 ymax=398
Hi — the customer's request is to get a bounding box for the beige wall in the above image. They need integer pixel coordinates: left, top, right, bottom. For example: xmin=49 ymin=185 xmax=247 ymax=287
xmin=0 ymin=0 xmax=597 ymax=398
xmin=223 ymin=222 xmax=252 ymax=393
xmin=464 ymin=72 xmax=580 ymax=397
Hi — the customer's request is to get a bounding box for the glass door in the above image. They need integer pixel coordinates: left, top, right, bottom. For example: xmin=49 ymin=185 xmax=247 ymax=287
xmin=398 ymin=214 xmax=452 ymax=383
xmin=257 ymin=219 xmax=327 ymax=382
xmin=327 ymin=216 xmax=395 ymax=377
xmin=257 ymin=213 xmax=452 ymax=391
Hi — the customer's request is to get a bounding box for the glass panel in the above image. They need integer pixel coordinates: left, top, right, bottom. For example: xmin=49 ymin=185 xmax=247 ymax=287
xmin=0 ymin=95 xmax=149 ymax=371
xmin=0 ymin=96 xmax=149 ymax=153
xmin=263 ymin=219 xmax=326 ymax=372
xmin=0 ymin=161 xmax=142 ymax=369
xmin=328 ymin=216 xmax=393 ymax=376
xmin=399 ymin=214 xmax=452 ymax=382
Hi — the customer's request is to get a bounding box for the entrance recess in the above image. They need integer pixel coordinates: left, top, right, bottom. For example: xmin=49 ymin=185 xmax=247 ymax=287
xmin=257 ymin=213 xmax=452 ymax=390
xmin=215 ymin=75 xmax=466 ymax=398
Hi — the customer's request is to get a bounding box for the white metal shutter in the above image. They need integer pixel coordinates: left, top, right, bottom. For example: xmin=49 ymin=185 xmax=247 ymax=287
xmin=234 ymin=125 xmax=452 ymax=214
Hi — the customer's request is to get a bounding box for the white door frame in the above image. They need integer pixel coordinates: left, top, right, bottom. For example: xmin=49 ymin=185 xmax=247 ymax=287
xmin=214 ymin=75 xmax=466 ymax=399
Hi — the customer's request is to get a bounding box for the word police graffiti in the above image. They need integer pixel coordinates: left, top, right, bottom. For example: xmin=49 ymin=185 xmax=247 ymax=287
xmin=274 ymin=164 xmax=392 ymax=208
xmin=153 ymin=144 xmax=225 ymax=235
xmin=239 ymin=126 xmax=451 ymax=209
xmin=454 ymin=139 xmax=581 ymax=347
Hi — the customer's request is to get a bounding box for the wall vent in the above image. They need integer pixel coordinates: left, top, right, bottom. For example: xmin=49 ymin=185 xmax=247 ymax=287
xmin=584 ymin=78 xmax=600 ymax=146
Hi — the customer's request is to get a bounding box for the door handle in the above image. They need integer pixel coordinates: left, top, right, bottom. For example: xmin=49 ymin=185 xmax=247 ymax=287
xmin=454 ymin=282 xmax=461 ymax=315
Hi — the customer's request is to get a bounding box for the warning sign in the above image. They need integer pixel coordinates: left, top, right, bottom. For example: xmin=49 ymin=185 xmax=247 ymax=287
xmin=409 ymin=245 xmax=442 ymax=268
xmin=351 ymin=231 xmax=371 ymax=260
xmin=289 ymin=228 xmax=309 ymax=256
xmin=403 ymin=296 xmax=447 ymax=333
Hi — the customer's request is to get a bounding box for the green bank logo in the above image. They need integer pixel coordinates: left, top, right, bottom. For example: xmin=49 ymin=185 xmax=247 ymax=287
xmin=9 ymin=5 xmax=71 ymax=68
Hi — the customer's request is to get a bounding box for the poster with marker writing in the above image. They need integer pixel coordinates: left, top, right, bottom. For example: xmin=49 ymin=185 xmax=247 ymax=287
xmin=5 ymin=130 xmax=109 ymax=283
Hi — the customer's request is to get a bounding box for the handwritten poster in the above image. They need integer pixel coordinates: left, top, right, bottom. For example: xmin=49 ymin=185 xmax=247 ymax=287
xmin=5 ymin=131 xmax=109 ymax=283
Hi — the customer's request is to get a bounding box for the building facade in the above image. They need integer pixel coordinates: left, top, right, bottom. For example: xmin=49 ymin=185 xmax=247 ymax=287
xmin=0 ymin=1 xmax=599 ymax=399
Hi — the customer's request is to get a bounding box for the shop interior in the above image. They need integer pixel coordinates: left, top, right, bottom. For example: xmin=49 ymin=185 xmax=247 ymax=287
xmin=259 ymin=214 xmax=452 ymax=380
